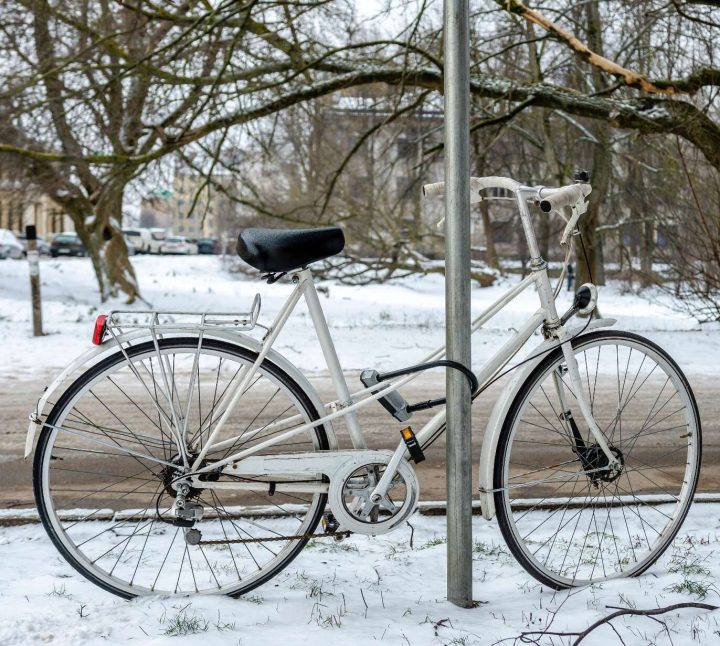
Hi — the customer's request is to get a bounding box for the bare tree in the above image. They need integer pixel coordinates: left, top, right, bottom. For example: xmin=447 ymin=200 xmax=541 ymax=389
xmin=2 ymin=0 xmax=720 ymax=301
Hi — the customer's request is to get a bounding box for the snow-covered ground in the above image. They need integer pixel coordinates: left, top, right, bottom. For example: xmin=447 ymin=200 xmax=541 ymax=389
xmin=2 ymin=256 xmax=720 ymax=644
xmin=0 ymin=255 xmax=717 ymax=380
xmin=1 ymin=507 xmax=719 ymax=645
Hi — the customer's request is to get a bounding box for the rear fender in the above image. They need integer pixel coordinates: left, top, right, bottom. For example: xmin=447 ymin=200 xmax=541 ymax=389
xmin=25 ymin=330 xmax=336 ymax=457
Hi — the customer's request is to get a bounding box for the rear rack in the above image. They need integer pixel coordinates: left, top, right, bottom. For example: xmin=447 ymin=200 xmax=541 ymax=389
xmin=106 ymin=293 xmax=261 ymax=335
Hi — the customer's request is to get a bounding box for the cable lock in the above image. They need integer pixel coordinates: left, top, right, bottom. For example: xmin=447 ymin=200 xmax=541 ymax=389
xmin=360 ymin=360 xmax=479 ymax=421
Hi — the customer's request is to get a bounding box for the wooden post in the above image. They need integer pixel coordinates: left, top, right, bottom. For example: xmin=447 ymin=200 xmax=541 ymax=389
xmin=26 ymin=225 xmax=44 ymax=336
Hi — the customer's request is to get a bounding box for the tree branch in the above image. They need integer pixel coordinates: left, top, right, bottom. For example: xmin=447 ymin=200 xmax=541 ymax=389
xmin=512 ymin=602 xmax=718 ymax=645
xmin=496 ymin=0 xmax=720 ymax=95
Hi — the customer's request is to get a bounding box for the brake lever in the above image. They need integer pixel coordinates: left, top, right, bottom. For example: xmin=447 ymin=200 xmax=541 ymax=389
xmin=560 ymin=201 xmax=588 ymax=246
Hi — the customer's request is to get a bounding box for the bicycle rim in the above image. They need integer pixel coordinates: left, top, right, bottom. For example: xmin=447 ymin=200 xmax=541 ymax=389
xmin=34 ymin=338 xmax=328 ymax=597
xmin=494 ymin=331 xmax=701 ymax=588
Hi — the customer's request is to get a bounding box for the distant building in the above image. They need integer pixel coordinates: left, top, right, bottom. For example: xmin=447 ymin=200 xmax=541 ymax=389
xmin=170 ymin=171 xmax=220 ymax=239
xmin=139 ymin=171 xmax=236 ymax=240
xmin=0 ymin=182 xmax=74 ymax=237
xmin=139 ymin=190 xmax=173 ymax=230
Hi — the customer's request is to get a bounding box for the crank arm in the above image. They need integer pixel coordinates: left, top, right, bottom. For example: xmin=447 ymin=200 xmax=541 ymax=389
xmin=368 ymin=439 xmax=408 ymax=503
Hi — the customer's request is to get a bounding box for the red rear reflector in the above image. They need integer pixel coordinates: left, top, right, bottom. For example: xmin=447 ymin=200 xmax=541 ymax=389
xmin=92 ymin=314 xmax=108 ymax=345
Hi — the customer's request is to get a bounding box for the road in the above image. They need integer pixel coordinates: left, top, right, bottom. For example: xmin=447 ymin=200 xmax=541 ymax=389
xmin=2 ymin=369 xmax=718 ymax=511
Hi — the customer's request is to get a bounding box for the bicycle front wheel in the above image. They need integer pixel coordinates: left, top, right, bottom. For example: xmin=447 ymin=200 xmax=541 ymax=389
xmin=34 ymin=338 xmax=329 ymax=598
xmin=494 ymin=330 xmax=701 ymax=589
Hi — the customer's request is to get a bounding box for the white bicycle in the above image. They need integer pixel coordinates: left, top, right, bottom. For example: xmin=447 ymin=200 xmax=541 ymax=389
xmin=26 ymin=174 xmax=701 ymax=598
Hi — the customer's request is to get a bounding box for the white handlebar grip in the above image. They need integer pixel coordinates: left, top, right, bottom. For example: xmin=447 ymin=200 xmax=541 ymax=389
xmin=423 ymin=176 xmax=521 ymax=200
xmin=539 ymin=184 xmax=591 ymax=213
xmin=422 ymin=182 xmax=445 ymax=199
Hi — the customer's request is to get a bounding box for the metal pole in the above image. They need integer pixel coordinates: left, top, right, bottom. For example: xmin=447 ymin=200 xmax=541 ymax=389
xmin=444 ymin=0 xmax=473 ymax=607
xmin=26 ymin=224 xmax=44 ymax=336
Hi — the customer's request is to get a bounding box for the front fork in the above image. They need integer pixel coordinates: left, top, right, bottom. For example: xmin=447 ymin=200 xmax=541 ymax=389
xmin=555 ymin=339 xmax=620 ymax=471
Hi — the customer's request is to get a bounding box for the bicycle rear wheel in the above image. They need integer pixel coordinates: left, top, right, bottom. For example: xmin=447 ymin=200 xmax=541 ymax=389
xmin=494 ymin=330 xmax=701 ymax=589
xmin=34 ymin=338 xmax=329 ymax=598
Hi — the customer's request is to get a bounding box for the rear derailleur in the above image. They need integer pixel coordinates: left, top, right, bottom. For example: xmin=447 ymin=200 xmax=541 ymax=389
xmin=169 ymin=480 xmax=204 ymax=545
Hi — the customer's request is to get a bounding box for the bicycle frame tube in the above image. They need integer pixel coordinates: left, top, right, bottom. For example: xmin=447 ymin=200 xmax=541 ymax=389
xmin=301 ymin=273 xmax=366 ymax=449
xmin=188 ymin=266 xmax=556 ymax=478
xmin=60 ymin=177 xmax=614 ymax=484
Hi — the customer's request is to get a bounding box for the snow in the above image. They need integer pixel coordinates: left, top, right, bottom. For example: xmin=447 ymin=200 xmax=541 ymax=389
xmin=2 ymin=256 xmax=720 ymax=643
xmin=0 ymin=254 xmax=717 ymax=381
xmin=0 ymin=507 xmax=719 ymax=645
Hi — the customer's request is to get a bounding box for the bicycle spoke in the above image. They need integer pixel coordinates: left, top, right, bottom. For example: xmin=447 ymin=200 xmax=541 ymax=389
xmin=499 ymin=333 xmax=699 ymax=588
xmin=37 ymin=339 xmax=327 ymax=596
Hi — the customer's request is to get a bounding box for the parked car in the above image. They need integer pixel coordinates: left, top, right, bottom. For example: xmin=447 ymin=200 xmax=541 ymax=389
xmin=16 ymin=233 xmax=51 ymax=256
xmin=0 ymin=229 xmax=25 ymax=259
xmin=149 ymin=228 xmax=166 ymax=254
xmin=159 ymin=236 xmax=198 ymax=255
xmin=124 ymin=234 xmax=137 ymax=256
xmin=50 ymin=232 xmax=86 ymax=257
xmin=122 ymin=228 xmax=152 ymax=253
xmin=196 ymin=237 xmax=220 ymax=254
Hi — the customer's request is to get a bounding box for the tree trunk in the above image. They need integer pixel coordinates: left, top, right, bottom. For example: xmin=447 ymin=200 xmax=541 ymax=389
xmin=471 ymin=131 xmax=499 ymax=270
xmin=70 ymin=173 xmax=139 ymax=303
xmin=577 ymin=0 xmax=610 ymax=287
xmin=578 ymin=128 xmax=610 ymax=286
xmin=525 ymin=25 xmax=552 ymax=260
xmin=479 ymin=199 xmax=499 ymax=269
xmin=96 ymin=175 xmax=139 ymax=303
xmin=640 ymin=219 xmax=655 ymax=286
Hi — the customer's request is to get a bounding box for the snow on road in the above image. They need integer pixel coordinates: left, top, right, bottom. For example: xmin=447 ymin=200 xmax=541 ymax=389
xmin=0 ymin=255 xmax=717 ymax=380
xmin=0 ymin=507 xmax=719 ymax=645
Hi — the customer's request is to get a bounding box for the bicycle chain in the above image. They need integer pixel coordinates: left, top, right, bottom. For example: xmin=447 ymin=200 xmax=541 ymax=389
xmin=198 ymin=530 xmax=352 ymax=545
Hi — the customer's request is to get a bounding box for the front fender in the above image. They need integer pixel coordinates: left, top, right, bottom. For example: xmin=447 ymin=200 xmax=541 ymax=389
xmin=25 ymin=330 xmax=337 ymax=457
xmin=477 ymin=318 xmax=616 ymax=520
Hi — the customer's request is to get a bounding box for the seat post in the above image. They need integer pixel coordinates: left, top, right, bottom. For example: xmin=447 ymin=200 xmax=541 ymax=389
xmin=299 ymin=269 xmax=367 ymax=449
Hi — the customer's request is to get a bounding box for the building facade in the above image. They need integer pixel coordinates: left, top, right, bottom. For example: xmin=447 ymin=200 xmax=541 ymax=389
xmin=0 ymin=183 xmax=74 ymax=237
xmin=139 ymin=171 xmax=236 ymax=240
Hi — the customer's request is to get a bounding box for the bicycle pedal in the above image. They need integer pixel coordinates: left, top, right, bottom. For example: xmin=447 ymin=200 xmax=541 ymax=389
xmin=322 ymin=511 xmax=340 ymax=534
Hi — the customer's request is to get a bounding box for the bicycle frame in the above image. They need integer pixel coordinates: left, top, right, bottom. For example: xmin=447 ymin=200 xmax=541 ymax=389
xmin=26 ymin=178 xmax=618 ymax=521
xmin=192 ymin=267 xmax=547 ymax=472
xmin=185 ymin=182 xmax=618 ymax=494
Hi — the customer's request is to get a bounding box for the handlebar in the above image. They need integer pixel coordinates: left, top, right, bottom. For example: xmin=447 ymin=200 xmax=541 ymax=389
xmin=422 ymin=176 xmax=521 ymax=203
xmin=422 ymin=175 xmax=592 ymax=246
xmin=538 ymin=183 xmax=592 ymax=213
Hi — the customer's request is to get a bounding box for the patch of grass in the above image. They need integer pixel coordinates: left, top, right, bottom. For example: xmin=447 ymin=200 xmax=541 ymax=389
xmin=306 ymin=539 xmax=358 ymax=553
xmin=46 ymin=584 xmax=72 ymax=599
xmin=245 ymin=594 xmax=264 ymax=604
xmin=213 ymin=611 xmax=236 ymax=632
xmin=417 ymin=536 xmax=447 ymax=550
xmin=161 ymin=606 xmax=209 ymax=637
xmin=309 ymin=595 xmax=347 ymax=629
xmin=385 ymin=543 xmax=408 ymax=560
xmin=667 ymin=579 xmax=712 ymax=600
xmin=308 ymin=580 xmax=329 ymax=599
xmin=669 ymin=555 xmax=711 ymax=578
xmin=473 ymin=541 xmax=508 ymax=558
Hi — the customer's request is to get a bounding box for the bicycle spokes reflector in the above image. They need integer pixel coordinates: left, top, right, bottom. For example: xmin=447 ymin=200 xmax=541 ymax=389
xmin=92 ymin=314 xmax=108 ymax=345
